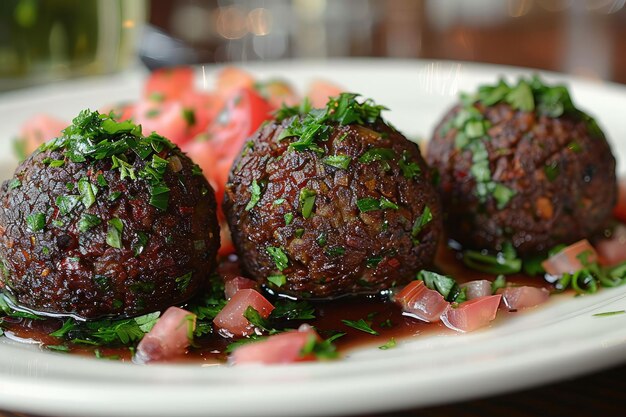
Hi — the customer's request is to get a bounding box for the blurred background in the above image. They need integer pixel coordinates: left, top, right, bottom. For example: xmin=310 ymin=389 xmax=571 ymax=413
xmin=1 ymin=0 xmax=626 ymax=91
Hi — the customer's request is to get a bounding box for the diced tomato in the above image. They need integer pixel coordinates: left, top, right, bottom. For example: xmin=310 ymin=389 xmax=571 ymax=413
xmin=215 ymin=67 xmax=256 ymax=95
xmin=18 ymin=114 xmax=67 ymax=156
xmin=596 ymin=224 xmax=626 ymax=266
xmin=144 ymin=66 xmax=195 ymax=101
xmin=613 ymin=178 xmax=626 ymax=223
xmin=100 ymin=102 xmax=135 ymax=122
xmin=306 ymin=80 xmax=344 ymax=108
xmin=230 ymin=325 xmax=320 ymax=365
xmin=460 ymin=280 xmax=492 ymax=300
xmin=395 ymin=280 xmax=450 ymax=322
xmin=134 ymin=307 xmax=196 ymax=364
xmin=500 ymin=286 xmax=550 ymax=311
xmin=256 ymin=79 xmax=300 ymax=108
xmin=541 ymin=239 xmax=598 ymax=276
xmin=213 ymin=289 xmax=274 ymax=337
xmin=441 ymin=295 xmax=501 ymax=332
xmin=224 ymin=276 xmax=257 ymax=299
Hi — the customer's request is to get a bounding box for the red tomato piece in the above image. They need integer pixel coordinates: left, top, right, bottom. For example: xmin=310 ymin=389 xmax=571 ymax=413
xmin=144 ymin=66 xmax=195 ymax=101
xmin=218 ymin=221 xmax=236 ymax=256
xmin=19 ymin=114 xmax=67 ymax=156
xmin=460 ymin=280 xmax=492 ymax=300
xmin=133 ymin=100 xmax=191 ymax=146
xmin=596 ymin=224 xmax=626 ymax=266
xmin=256 ymin=79 xmax=300 ymax=108
xmin=214 ymin=289 xmax=275 ymax=337
xmin=441 ymin=295 xmax=502 ymax=332
xmin=215 ymin=67 xmax=256 ymax=95
xmin=541 ymin=239 xmax=598 ymax=276
xmin=230 ymin=325 xmax=320 ymax=365
xmin=134 ymin=307 xmax=196 ymax=364
xmin=500 ymin=287 xmax=550 ymax=311
xmin=306 ymin=80 xmax=344 ymax=108
xmin=613 ymin=178 xmax=626 ymax=223
xmin=224 ymin=276 xmax=257 ymax=299
xmin=100 ymin=102 xmax=135 ymax=122
xmin=395 ymin=280 xmax=450 ymax=322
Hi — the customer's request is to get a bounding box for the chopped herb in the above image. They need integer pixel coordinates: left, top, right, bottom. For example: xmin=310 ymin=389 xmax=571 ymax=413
xmin=505 ymin=80 xmax=534 ymax=112
xmin=492 ymin=183 xmax=516 ymax=209
xmin=26 ymin=213 xmax=46 ymax=232
xmin=109 ymin=191 xmax=122 ymax=201
xmin=417 ymin=270 xmax=465 ymax=302
xmin=97 ymin=174 xmax=108 ymax=187
xmin=133 ymin=232 xmax=149 ymax=257
xmin=463 ymin=244 xmax=522 ymax=275
xmin=295 ymin=228 xmax=305 ymax=238
xmin=106 ymin=218 xmax=124 ymax=249
xmin=325 ymin=246 xmax=345 ymax=258
xmin=175 ymin=272 xmax=193 ymax=292
xmin=593 ymin=310 xmax=625 ymax=317
xmin=49 ymin=319 xmax=76 ymax=338
xmin=300 ymin=333 xmax=342 ymax=360
xmin=342 ymin=318 xmax=379 ymax=335
xmin=266 ymin=246 xmax=289 ymax=271
xmin=544 ymin=161 xmax=560 ymax=182
xmin=46 ymin=345 xmax=70 ymax=352
xmin=111 ymin=155 xmax=136 ymax=181
xmin=379 ymin=197 xmax=399 ymax=210
xmin=299 ymin=188 xmax=317 ymax=219
xmin=245 ymin=179 xmax=262 ymax=211
xmin=56 ymin=195 xmax=80 ymax=216
xmin=77 ymin=214 xmax=101 ymax=233
xmin=366 ymin=256 xmax=383 ymax=268
xmin=358 ymin=147 xmax=395 ymax=167
xmin=273 ymin=198 xmax=285 ymax=205
xmin=243 ymin=306 xmax=271 ymax=332
xmin=284 ymin=213 xmax=294 ymax=225
xmin=322 ymin=155 xmax=352 ymax=170
xmin=411 ymin=206 xmax=432 ymax=242
xmin=149 ymin=185 xmax=170 ymax=211
xmin=356 ymin=197 xmax=380 ymax=213
xmin=398 ymin=151 xmax=421 ymax=179
xmin=182 ymin=108 xmax=196 ymax=126
xmin=267 ymin=274 xmax=286 ymax=287
xmin=8 ymin=179 xmax=21 ymax=190
xmin=378 ymin=338 xmax=397 ymax=350
xmin=270 ymin=300 xmax=315 ymax=321
xmin=491 ymin=275 xmax=507 ymax=293
xmin=316 ymin=232 xmax=327 ymax=247
xmin=191 ymin=164 xmax=203 ymax=176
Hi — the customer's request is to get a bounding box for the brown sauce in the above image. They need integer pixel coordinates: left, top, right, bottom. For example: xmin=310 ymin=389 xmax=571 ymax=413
xmin=0 ymin=240 xmax=563 ymax=365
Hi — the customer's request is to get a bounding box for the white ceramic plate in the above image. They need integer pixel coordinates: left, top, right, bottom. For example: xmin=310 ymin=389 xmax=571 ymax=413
xmin=0 ymin=59 xmax=625 ymax=417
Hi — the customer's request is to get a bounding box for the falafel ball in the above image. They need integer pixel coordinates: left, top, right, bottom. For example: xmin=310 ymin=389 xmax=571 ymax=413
xmin=224 ymin=94 xmax=442 ymax=299
xmin=0 ymin=110 xmax=220 ymax=319
xmin=427 ymin=76 xmax=616 ymax=255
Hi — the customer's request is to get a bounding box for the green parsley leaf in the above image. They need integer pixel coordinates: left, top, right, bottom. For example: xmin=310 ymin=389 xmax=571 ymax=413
xmin=182 ymin=108 xmax=196 ymax=127
xmin=267 ymin=274 xmax=286 ymax=287
xmin=267 ymin=246 xmax=289 ymax=271
xmin=243 ymin=306 xmax=271 ymax=331
xmin=378 ymin=338 xmax=397 ymax=350
xmin=358 ymin=148 xmax=395 ymax=165
xmin=78 ymin=213 xmax=101 ymax=233
xmin=245 ymin=179 xmax=262 ymax=211
xmin=133 ymin=232 xmax=149 ymax=257
xmin=149 ymin=185 xmax=170 ymax=211
xmin=505 ymin=80 xmax=535 ymax=112
xmin=324 ymin=246 xmax=345 ymax=257
xmin=26 ymin=213 xmax=46 ymax=232
xmin=492 ymin=183 xmax=516 ymax=209
xmin=342 ymin=319 xmax=379 ymax=335
xmin=56 ymin=195 xmax=80 ymax=216
xmin=8 ymin=178 xmax=21 ymax=190
xmin=284 ymin=212 xmax=294 ymax=225
xmin=299 ymin=188 xmax=317 ymax=219
xmin=463 ymin=246 xmax=522 ymax=275
xmin=106 ymin=218 xmax=124 ymax=249
xmin=175 ymin=272 xmax=193 ymax=292
xmin=49 ymin=319 xmax=76 ymax=338
xmin=356 ymin=197 xmax=380 ymax=213
xmin=379 ymin=197 xmax=399 ymax=210
xmin=270 ymin=299 xmax=315 ymax=321
xmin=491 ymin=275 xmax=507 ymax=293
xmin=97 ymin=174 xmax=108 ymax=187
xmin=322 ymin=155 xmax=352 ymax=170
xmin=411 ymin=206 xmax=432 ymax=242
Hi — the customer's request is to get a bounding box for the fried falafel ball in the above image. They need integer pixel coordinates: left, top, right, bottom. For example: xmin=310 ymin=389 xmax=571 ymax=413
xmin=224 ymin=94 xmax=442 ymax=299
xmin=427 ymin=76 xmax=616 ymax=255
xmin=0 ymin=110 xmax=220 ymax=319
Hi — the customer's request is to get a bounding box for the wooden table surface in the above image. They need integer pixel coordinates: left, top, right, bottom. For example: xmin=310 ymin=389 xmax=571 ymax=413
xmin=1 ymin=361 xmax=624 ymax=417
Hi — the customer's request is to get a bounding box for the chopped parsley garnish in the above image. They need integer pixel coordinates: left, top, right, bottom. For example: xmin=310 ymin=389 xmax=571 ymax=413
xmin=379 ymin=338 xmax=397 ymax=350
xmin=245 ymin=179 xmax=262 ymax=211
xmin=8 ymin=178 xmax=21 ymax=190
xmin=133 ymin=232 xmax=149 ymax=257
xmin=316 ymin=232 xmax=327 ymax=247
xmin=463 ymin=243 xmax=522 ymax=275
xmin=277 ymin=93 xmax=388 ymax=154
xmin=322 ymin=154 xmax=352 ymax=170
xmin=26 ymin=213 xmax=46 ymax=232
xmin=106 ymin=218 xmax=124 ymax=249
xmin=77 ymin=213 xmax=101 ymax=233
xmin=97 ymin=174 xmax=108 ymax=187
xmin=324 ymin=246 xmax=346 ymax=258
xmin=243 ymin=306 xmax=271 ymax=332
xmin=273 ymin=198 xmax=285 ymax=205
xmin=182 ymin=108 xmax=196 ymax=126
xmin=342 ymin=318 xmax=379 ymax=335
xmin=267 ymin=274 xmax=286 ymax=287
xmin=300 ymin=333 xmax=342 ymax=360
xmin=398 ymin=150 xmax=421 ymax=179
xmin=358 ymin=147 xmax=395 ymax=171
xmin=175 ymin=272 xmax=193 ymax=292
xmin=417 ymin=270 xmax=466 ymax=303
xmin=299 ymin=188 xmax=317 ymax=219
xmin=109 ymin=191 xmax=122 ymax=202
xmin=266 ymin=246 xmax=289 ymax=271
xmin=491 ymin=275 xmax=507 ymax=293
xmin=544 ymin=161 xmax=560 ymax=182
xmin=270 ymin=300 xmax=315 ymax=321
xmin=411 ymin=206 xmax=432 ymax=243
xmin=356 ymin=196 xmax=399 ymax=213
xmin=284 ymin=213 xmax=294 ymax=225
xmin=55 ymin=195 xmax=80 ymax=216
xmin=366 ymin=255 xmax=383 ymax=268
xmin=78 ymin=178 xmax=97 ymax=209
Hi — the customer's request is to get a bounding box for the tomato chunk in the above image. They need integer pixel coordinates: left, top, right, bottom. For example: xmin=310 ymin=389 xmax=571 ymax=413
xmin=541 ymin=239 xmax=598 ymax=275
xmin=18 ymin=114 xmax=67 ymax=156
xmin=216 ymin=67 xmax=256 ymax=95
xmin=460 ymin=280 xmax=492 ymax=300
xmin=501 ymin=286 xmax=550 ymax=311
xmin=230 ymin=325 xmax=320 ymax=365
xmin=395 ymin=280 xmax=450 ymax=322
xmin=441 ymin=295 xmax=502 ymax=332
xmin=144 ymin=66 xmax=195 ymax=101
xmin=306 ymin=80 xmax=344 ymax=108
xmin=214 ymin=289 xmax=274 ymax=337
xmin=134 ymin=307 xmax=196 ymax=363
xmin=224 ymin=276 xmax=257 ymax=299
